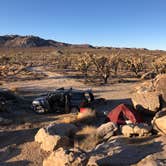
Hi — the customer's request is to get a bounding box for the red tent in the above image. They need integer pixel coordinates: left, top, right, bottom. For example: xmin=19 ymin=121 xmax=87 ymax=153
xmin=107 ymin=104 xmax=142 ymax=125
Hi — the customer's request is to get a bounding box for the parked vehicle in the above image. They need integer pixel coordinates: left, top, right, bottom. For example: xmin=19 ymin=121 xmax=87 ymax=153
xmin=32 ymin=88 xmax=94 ymax=114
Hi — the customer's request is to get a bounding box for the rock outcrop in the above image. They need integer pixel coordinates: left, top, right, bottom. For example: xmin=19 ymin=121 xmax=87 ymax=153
xmin=35 ymin=123 xmax=78 ymax=152
xmin=43 ymin=148 xmax=88 ymax=166
xmin=153 ymin=74 xmax=166 ymax=105
xmin=87 ymin=135 xmax=165 ymax=166
xmin=132 ymin=91 xmax=160 ymax=114
xmin=35 ymin=128 xmax=69 ymax=152
xmin=134 ymin=136 xmax=166 ymax=166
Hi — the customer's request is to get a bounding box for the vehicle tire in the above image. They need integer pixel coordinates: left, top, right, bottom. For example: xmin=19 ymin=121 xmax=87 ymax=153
xmin=33 ymin=105 xmax=48 ymax=114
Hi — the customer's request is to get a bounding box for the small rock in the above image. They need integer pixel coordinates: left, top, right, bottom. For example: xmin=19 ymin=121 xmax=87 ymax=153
xmin=121 ymin=124 xmax=134 ymax=137
xmin=121 ymin=123 xmax=152 ymax=137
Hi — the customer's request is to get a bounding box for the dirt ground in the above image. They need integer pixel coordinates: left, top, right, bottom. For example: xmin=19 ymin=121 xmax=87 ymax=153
xmin=0 ymin=66 xmax=142 ymax=166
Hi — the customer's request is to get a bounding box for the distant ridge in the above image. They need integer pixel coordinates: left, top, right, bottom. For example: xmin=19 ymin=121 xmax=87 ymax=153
xmin=0 ymin=35 xmax=94 ymax=48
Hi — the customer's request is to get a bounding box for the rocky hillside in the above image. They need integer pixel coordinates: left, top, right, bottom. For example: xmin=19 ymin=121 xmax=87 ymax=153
xmin=0 ymin=35 xmax=93 ymax=48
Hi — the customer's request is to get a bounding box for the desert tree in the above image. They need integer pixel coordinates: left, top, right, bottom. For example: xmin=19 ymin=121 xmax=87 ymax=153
xmin=152 ymin=55 xmax=166 ymax=74
xmin=74 ymin=53 xmax=92 ymax=80
xmin=89 ymin=54 xmax=112 ymax=84
xmin=109 ymin=51 xmax=121 ymax=76
xmin=123 ymin=54 xmax=145 ymax=76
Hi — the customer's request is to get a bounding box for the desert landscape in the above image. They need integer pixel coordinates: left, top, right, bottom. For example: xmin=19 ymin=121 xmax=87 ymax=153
xmin=0 ymin=34 xmax=166 ymax=166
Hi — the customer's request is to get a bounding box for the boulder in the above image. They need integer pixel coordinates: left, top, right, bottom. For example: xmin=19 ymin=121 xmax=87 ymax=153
xmin=40 ymin=135 xmax=69 ymax=152
xmin=153 ymin=74 xmax=166 ymax=104
xmin=132 ymin=91 xmax=160 ymax=114
xmin=152 ymin=109 xmax=166 ymax=135
xmin=43 ymin=148 xmax=88 ymax=166
xmin=35 ymin=128 xmax=48 ymax=143
xmin=121 ymin=123 xmax=152 ymax=137
xmin=133 ymin=123 xmax=152 ymax=137
xmin=35 ymin=128 xmax=69 ymax=152
xmin=121 ymin=124 xmax=134 ymax=137
xmin=46 ymin=123 xmax=78 ymax=137
xmin=96 ymin=122 xmax=118 ymax=140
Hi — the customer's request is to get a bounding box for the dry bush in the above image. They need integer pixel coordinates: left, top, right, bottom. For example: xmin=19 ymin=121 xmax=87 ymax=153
xmin=60 ymin=115 xmax=78 ymax=124
xmin=152 ymin=55 xmax=166 ymax=74
xmin=123 ymin=54 xmax=145 ymax=76
xmin=74 ymin=53 xmax=92 ymax=80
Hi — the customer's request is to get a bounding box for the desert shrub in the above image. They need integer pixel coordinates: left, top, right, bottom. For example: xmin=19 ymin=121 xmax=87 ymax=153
xmin=152 ymin=55 xmax=166 ymax=74
xmin=109 ymin=52 xmax=122 ymax=76
xmin=123 ymin=55 xmax=145 ymax=76
xmin=74 ymin=53 xmax=92 ymax=80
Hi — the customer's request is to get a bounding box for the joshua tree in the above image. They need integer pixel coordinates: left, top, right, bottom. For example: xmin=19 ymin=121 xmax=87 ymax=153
xmin=89 ymin=54 xmax=111 ymax=84
xmin=123 ymin=55 xmax=144 ymax=76
xmin=109 ymin=51 xmax=121 ymax=76
xmin=75 ymin=53 xmax=92 ymax=80
xmin=152 ymin=55 xmax=166 ymax=74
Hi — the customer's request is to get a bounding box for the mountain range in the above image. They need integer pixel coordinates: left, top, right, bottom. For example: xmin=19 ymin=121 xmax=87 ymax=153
xmin=0 ymin=35 xmax=93 ymax=48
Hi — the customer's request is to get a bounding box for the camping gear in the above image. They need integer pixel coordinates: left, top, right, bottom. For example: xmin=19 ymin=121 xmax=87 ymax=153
xmin=107 ymin=104 xmax=142 ymax=125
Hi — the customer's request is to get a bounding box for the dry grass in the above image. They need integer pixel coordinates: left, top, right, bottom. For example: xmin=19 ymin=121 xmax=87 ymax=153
xmin=75 ymin=126 xmax=98 ymax=151
xmin=77 ymin=108 xmax=96 ymax=123
xmin=60 ymin=114 xmax=78 ymax=124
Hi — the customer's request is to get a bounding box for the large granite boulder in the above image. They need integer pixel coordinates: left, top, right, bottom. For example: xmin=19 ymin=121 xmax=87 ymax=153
xmin=152 ymin=109 xmax=166 ymax=135
xmin=132 ymin=91 xmax=160 ymax=114
xmin=153 ymin=74 xmax=166 ymax=105
xmin=35 ymin=123 xmax=78 ymax=152
xmin=35 ymin=128 xmax=69 ymax=152
xmin=43 ymin=148 xmax=88 ymax=166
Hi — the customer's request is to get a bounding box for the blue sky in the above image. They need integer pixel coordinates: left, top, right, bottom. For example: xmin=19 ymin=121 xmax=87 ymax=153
xmin=0 ymin=0 xmax=166 ymax=50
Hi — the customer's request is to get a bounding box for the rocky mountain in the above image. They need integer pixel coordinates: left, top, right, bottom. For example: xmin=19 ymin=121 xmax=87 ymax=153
xmin=0 ymin=35 xmax=93 ymax=48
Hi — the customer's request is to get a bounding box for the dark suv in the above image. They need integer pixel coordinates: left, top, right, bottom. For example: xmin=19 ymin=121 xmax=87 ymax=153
xmin=32 ymin=88 xmax=94 ymax=114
